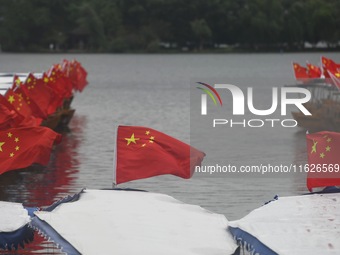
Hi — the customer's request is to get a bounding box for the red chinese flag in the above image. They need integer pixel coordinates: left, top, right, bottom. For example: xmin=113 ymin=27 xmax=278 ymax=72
xmin=0 ymin=126 xmax=62 ymax=175
xmin=306 ymin=131 xmax=340 ymax=192
xmin=0 ymin=94 xmax=24 ymax=130
xmin=49 ymin=69 xmax=73 ymax=99
xmin=23 ymin=73 xmax=58 ymax=116
xmin=4 ymin=88 xmax=38 ymax=127
xmin=114 ymin=126 xmax=205 ymax=184
xmin=293 ymin=62 xmax=309 ymax=80
xmin=0 ymin=104 xmax=15 ymax=130
xmin=12 ymin=77 xmax=48 ymax=119
xmin=67 ymin=60 xmax=88 ymax=92
xmin=41 ymin=72 xmax=64 ymax=113
xmin=306 ymin=63 xmax=322 ymax=78
xmin=321 ymin=56 xmax=340 ymax=78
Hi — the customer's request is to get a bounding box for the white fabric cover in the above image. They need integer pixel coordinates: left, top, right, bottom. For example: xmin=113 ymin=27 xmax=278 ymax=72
xmin=0 ymin=201 xmax=30 ymax=232
xmin=229 ymin=193 xmax=340 ymax=255
xmin=35 ymin=189 xmax=237 ymax=255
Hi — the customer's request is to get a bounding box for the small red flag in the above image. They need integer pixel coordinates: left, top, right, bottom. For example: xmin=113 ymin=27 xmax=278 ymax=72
xmin=0 ymin=126 xmax=62 ymax=175
xmin=114 ymin=126 xmax=205 ymax=184
xmin=306 ymin=131 xmax=340 ymax=192
xmin=321 ymin=56 xmax=340 ymax=78
xmin=12 ymin=76 xmax=48 ymax=119
xmin=41 ymin=72 xmax=64 ymax=113
xmin=4 ymin=88 xmax=38 ymax=127
xmin=306 ymin=63 xmax=322 ymax=78
xmin=292 ymin=62 xmax=309 ymax=80
xmin=66 ymin=60 xmax=88 ymax=92
xmin=0 ymin=94 xmax=24 ymax=130
xmin=46 ymin=69 xmax=73 ymax=100
xmin=23 ymin=73 xmax=60 ymax=116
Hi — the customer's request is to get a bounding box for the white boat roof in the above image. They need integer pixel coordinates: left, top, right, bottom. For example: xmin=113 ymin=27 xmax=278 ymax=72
xmin=229 ymin=192 xmax=340 ymax=255
xmin=0 ymin=201 xmax=30 ymax=232
xmin=34 ymin=189 xmax=237 ymax=255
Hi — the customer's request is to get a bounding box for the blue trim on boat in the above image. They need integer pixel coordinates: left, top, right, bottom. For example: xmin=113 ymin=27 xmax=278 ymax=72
xmin=0 ymin=224 xmax=34 ymax=251
xmin=31 ymin=217 xmax=81 ymax=255
xmin=25 ymin=207 xmax=39 ymax=217
xmin=42 ymin=188 xmax=85 ymax=212
xmin=229 ymin=226 xmax=278 ymax=255
xmin=304 ymin=186 xmax=340 ymax=195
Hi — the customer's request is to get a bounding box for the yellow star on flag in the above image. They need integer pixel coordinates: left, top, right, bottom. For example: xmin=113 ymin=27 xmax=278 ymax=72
xmin=145 ymin=130 xmax=150 ymax=135
xmin=7 ymin=132 xmax=12 ymax=138
xmin=311 ymin=140 xmax=318 ymax=153
xmin=0 ymin=142 xmax=4 ymax=152
xmin=8 ymin=95 xmax=15 ymax=104
xmin=320 ymin=152 xmax=325 ymax=158
xmin=326 ymin=146 xmax=331 ymax=152
xmin=125 ymin=133 xmax=139 ymax=145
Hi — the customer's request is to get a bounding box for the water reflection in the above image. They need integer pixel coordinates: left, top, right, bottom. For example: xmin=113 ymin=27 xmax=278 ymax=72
xmin=0 ymin=116 xmax=87 ymax=254
xmin=0 ymin=115 xmax=86 ymax=207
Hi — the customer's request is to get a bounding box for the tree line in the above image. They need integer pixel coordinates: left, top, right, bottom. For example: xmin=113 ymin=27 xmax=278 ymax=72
xmin=0 ymin=0 xmax=339 ymax=52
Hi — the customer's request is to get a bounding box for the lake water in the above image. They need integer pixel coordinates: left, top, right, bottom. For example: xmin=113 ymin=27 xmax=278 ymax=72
xmin=0 ymin=52 xmax=339 ymax=253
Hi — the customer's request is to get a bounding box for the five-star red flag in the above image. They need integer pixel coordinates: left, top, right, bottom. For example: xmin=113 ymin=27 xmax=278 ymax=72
xmin=321 ymin=56 xmax=340 ymax=78
xmin=12 ymin=76 xmax=48 ymax=119
xmin=114 ymin=125 xmax=205 ymax=184
xmin=0 ymin=94 xmax=24 ymax=130
xmin=306 ymin=131 xmax=340 ymax=192
xmin=4 ymin=88 xmax=39 ymax=127
xmin=292 ymin=62 xmax=309 ymax=80
xmin=0 ymin=126 xmax=62 ymax=175
xmin=65 ymin=60 xmax=88 ymax=92
xmin=45 ymin=70 xmax=73 ymax=100
xmin=22 ymin=73 xmax=59 ymax=116
xmin=306 ymin=63 xmax=322 ymax=78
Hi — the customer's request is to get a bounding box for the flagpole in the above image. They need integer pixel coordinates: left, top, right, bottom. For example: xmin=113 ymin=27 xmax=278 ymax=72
xmin=320 ymin=56 xmax=325 ymax=78
xmin=112 ymin=125 xmax=119 ymax=188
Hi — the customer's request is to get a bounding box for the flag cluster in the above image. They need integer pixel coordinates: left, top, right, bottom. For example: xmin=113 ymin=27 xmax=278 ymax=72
xmin=292 ymin=56 xmax=340 ymax=88
xmin=0 ymin=59 xmax=88 ymax=175
xmin=1 ymin=59 xmax=88 ymax=130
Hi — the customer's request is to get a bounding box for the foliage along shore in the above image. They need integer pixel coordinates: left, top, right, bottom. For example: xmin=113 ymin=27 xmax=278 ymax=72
xmin=0 ymin=0 xmax=339 ymax=53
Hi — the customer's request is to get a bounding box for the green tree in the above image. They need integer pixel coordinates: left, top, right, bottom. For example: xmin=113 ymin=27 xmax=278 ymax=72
xmin=190 ymin=19 xmax=212 ymax=50
xmin=73 ymin=2 xmax=107 ymax=51
xmin=0 ymin=0 xmax=339 ymax=52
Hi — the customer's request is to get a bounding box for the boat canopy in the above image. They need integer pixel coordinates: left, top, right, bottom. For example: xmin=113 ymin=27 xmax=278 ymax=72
xmin=0 ymin=201 xmax=34 ymax=250
xmin=229 ymin=192 xmax=340 ymax=255
xmin=32 ymin=189 xmax=238 ymax=255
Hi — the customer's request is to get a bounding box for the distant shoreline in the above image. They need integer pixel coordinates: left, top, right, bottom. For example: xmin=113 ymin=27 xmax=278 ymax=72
xmin=2 ymin=48 xmax=340 ymax=54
